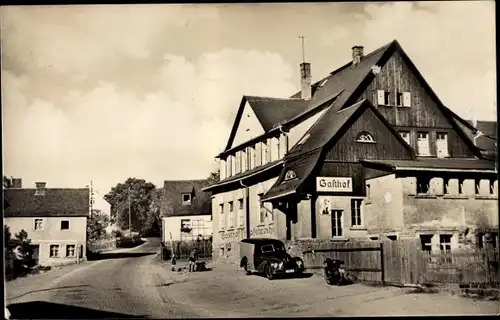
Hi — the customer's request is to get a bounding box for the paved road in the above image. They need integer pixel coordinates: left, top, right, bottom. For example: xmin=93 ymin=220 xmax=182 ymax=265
xmin=5 ymin=238 xmax=499 ymax=318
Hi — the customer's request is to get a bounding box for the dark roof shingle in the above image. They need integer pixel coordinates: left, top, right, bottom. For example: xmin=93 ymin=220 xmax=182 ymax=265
xmin=161 ymin=180 xmax=212 ymax=217
xmin=245 ymin=96 xmax=309 ymax=131
xmin=3 ymin=188 xmax=90 ymax=217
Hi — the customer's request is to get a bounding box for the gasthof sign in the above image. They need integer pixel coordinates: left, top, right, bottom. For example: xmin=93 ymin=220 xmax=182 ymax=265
xmin=316 ymin=177 xmax=353 ymax=192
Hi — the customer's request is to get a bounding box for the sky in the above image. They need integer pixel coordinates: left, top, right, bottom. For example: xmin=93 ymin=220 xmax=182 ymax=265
xmin=1 ymin=2 xmax=496 ymax=194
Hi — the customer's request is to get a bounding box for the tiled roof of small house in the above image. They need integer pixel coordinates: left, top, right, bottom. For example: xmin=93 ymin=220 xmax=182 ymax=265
xmin=160 ymin=179 xmax=212 ymax=217
xmin=3 ymin=188 xmax=90 ymax=217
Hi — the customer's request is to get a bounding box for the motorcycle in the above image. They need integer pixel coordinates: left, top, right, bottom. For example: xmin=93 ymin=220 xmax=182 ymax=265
xmin=323 ymin=258 xmax=356 ymax=285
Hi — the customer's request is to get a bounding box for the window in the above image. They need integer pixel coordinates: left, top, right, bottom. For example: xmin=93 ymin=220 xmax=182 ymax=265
xmin=219 ymin=204 xmax=224 ymax=230
xmin=436 ymin=132 xmax=449 ymax=158
xmin=355 ymin=132 xmax=376 ymax=143
xmin=181 ymin=219 xmax=192 ymax=233
xmin=49 ymin=244 xmax=60 ymax=258
xmin=387 ymin=235 xmax=398 ymax=241
xmin=377 ymin=90 xmax=390 ymax=105
xmin=399 ymin=131 xmax=410 ymax=145
xmin=182 ymin=193 xmax=192 ymax=204
xmin=439 ymin=234 xmax=452 ymax=262
xmin=262 ymin=141 xmax=269 ymax=165
xmin=66 ymin=244 xmax=76 ymax=257
xmin=474 ymin=179 xmax=481 ymax=195
xmin=34 ymin=219 xmax=44 ymax=230
xmin=397 ymin=92 xmax=411 ymax=107
xmin=489 ymin=180 xmax=496 ymax=195
xmin=240 ymin=150 xmax=246 ymax=172
xmin=284 ymin=170 xmax=297 ymax=181
xmin=396 ymin=92 xmax=403 ymax=106
xmin=416 ymin=177 xmax=430 ymax=194
xmin=238 ymin=199 xmax=244 ymax=227
xmin=247 ymin=147 xmax=254 ymax=170
xmin=255 ymin=143 xmax=262 ymax=167
xmin=417 ymin=132 xmax=430 ymax=156
xmin=228 ymin=201 xmax=234 ymax=228
xmin=350 ymin=199 xmax=362 ymax=227
xmin=235 ymin=152 xmax=241 ymax=174
xmin=331 ymin=210 xmax=343 ymax=237
xmin=420 ymin=234 xmax=433 ymax=252
xmin=261 ymin=244 xmax=275 ymax=253
xmin=61 ymin=220 xmax=70 ymax=230
xmin=259 ymin=195 xmax=266 ymax=224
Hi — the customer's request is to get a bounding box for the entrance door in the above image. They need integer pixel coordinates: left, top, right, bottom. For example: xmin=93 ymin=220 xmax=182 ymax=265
xmin=331 ymin=210 xmax=343 ymax=237
xmin=30 ymin=245 xmax=40 ymax=265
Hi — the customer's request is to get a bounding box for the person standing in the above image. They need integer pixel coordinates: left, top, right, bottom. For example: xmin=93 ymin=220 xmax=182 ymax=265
xmin=188 ymin=248 xmax=198 ymax=272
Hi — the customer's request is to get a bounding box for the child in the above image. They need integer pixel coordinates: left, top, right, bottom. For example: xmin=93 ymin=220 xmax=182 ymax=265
xmin=188 ymin=248 xmax=198 ymax=272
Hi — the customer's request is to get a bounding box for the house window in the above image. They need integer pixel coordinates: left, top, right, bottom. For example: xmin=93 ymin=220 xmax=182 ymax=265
xmin=66 ymin=244 xmax=76 ymax=257
xmin=228 ymin=201 xmax=234 ymax=228
xmin=255 ymin=143 xmax=262 ymax=167
xmin=49 ymin=244 xmax=60 ymax=258
xmin=331 ymin=210 xmax=343 ymax=237
xmin=377 ymin=90 xmax=390 ymax=105
xmin=259 ymin=195 xmax=266 ymax=224
xmin=396 ymin=92 xmax=403 ymax=106
xmin=387 ymin=235 xmax=398 ymax=241
xmin=355 ymin=132 xmax=376 ymax=143
xmin=397 ymin=92 xmax=411 ymax=107
xmin=350 ymin=199 xmax=362 ymax=227
xmin=417 ymin=132 xmax=430 ymax=156
xmin=436 ymin=132 xmax=449 ymax=158
xmin=474 ymin=179 xmax=481 ymax=195
xmin=219 ymin=204 xmax=224 ymax=230
xmin=416 ymin=177 xmax=430 ymax=194
xmin=61 ymin=220 xmax=70 ymax=230
xmin=238 ymin=199 xmax=244 ymax=227
xmin=182 ymin=193 xmax=192 ymax=204
xmin=439 ymin=234 xmax=452 ymax=253
xmin=399 ymin=131 xmax=411 ymax=145
xmin=262 ymin=141 xmax=268 ymax=165
xmin=420 ymin=234 xmax=433 ymax=252
xmin=284 ymin=170 xmax=297 ymax=181
xmin=34 ymin=219 xmax=44 ymax=230
xmin=235 ymin=152 xmax=241 ymax=174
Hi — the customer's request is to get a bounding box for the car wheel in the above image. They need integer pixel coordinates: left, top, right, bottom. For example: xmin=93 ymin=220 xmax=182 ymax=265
xmin=264 ymin=264 xmax=274 ymax=280
xmin=243 ymin=263 xmax=252 ymax=275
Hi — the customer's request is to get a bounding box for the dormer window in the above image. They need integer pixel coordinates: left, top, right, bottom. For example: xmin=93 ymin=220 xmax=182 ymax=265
xmin=284 ymin=170 xmax=297 ymax=181
xmin=355 ymin=132 xmax=376 ymax=143
xmin=182 ymin=193 xmax=192 ymax=204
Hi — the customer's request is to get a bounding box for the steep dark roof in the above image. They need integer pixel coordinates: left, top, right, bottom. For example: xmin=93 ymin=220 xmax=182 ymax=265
xmin=3 ymin=188 xmax=90 ymax=217
xmin=360 ymin=158 xmax=496 ymax=172
xmin=161 ymin=179 xmax=212 ymax=217
xmin=245 ymin=96 xmax=309 ymax=131
xmin=476 ymin=121 xmax=497 ymax=139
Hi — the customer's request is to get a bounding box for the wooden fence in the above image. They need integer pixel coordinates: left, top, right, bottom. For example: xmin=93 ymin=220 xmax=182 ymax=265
xmin=302 ymin=241 xmax=383 ymax=282
xmin=304 ymin=239 xmax=499 ymax=287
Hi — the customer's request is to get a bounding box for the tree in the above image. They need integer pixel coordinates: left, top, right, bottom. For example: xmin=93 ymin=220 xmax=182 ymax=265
xmin=5 ymin=225 xmax=11 ymax=245
xmin=104 ymin=178 xmax=157 ymax=235
xmin=207 ymin=170 xmax=220 ymax=186
xmin=87 ymin=211 xmax=111 ymax=243
xmin=144 ymin=188 xmax=162 ymax=237
xmin=13 ymin=229 xmax=35 ymax=269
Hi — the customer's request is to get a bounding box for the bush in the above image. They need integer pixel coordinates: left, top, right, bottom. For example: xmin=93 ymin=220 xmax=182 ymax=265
xmin=116 ymin=234 xmax=144 ymax=248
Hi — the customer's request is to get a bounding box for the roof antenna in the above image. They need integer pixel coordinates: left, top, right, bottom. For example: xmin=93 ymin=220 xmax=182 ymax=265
xmin=298 ymin=36 xmax=307 ymax=63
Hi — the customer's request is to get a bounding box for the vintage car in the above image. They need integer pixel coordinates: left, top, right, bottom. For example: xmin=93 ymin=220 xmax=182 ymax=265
xmin=239 ymin=238 xmax=305 ymax=280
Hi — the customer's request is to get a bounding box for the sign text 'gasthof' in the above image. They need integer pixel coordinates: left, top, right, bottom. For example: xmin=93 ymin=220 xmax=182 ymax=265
xmin=316 ymin=177 xmax=353 ymax=192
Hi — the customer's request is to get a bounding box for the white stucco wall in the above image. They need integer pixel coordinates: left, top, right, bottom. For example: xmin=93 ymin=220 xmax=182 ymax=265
xmin=162 ymin=215 xmax=212 ymax=242
xmin=231 ymin=101 xmax=266 ymax=148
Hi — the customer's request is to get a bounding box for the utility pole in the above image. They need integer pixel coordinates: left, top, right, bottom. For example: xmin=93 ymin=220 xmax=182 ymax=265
xmin=90 ymin=180 xmax=94 ymax=218
xmin=128 ymin=186 xmax=132 ymax=236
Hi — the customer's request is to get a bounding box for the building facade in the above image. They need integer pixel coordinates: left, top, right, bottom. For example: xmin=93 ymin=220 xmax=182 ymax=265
xmin=204 ymin=40 xmax=498 ymax=264
xmin=160 ymin=179 xmax=212 ymax=244
xmin=4 ymin=180 xmax=89 ymax=266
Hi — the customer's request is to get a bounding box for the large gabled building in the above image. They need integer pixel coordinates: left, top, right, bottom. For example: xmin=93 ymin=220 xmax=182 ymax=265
xmin=203 ymin=40 xmax=498 ymax=263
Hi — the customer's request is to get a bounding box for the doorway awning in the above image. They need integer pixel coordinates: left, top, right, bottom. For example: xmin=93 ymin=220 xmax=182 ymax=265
xmin=260 ymin=149 xmax=322 ymax=202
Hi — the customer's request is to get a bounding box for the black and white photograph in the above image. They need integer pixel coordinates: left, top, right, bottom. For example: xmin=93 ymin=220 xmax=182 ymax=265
xmin=2 ymin=1 xmax=498 ymax=318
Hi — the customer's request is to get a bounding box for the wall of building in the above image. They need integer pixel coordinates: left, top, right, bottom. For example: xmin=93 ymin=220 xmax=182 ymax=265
xmin=162 ymin=215 xmax=212 ymax=242
xmin=315 ymin=196 xmax=369 ymax=240
xmin=231 ymin=101 xmax=266 ymax=149
xmin=5 ymin=216 xmax=87 ymax=266
xmin=211 ymin=177 xmax=278 ymax=264
xmin=363 ymin=173 xmax=405 ymax=234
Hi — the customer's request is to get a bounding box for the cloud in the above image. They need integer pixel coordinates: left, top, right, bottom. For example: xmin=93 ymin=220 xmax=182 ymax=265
xmin=320 ymin=1 xmax=496 ymax=120
xmin=2 ymin=48 xmax=296 ymax=192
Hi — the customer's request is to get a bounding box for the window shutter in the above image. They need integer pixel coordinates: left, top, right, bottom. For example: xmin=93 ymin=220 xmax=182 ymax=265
xmin=403 ymin=92 xmax=411 ymax=107
xmin=377 ymin=90 xmax=385 ymax=105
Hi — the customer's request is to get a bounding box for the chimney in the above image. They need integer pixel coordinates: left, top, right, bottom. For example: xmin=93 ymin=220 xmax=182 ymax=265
xmin=12 ymin=178 xmax=22 ymax=188
xmin=352 ymin=45 xmax=364 ymax=66
xmin=35 ymin=182 xmax=46 ymax=195
xmin=300 ymin=62 xmax=312 ymax=100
